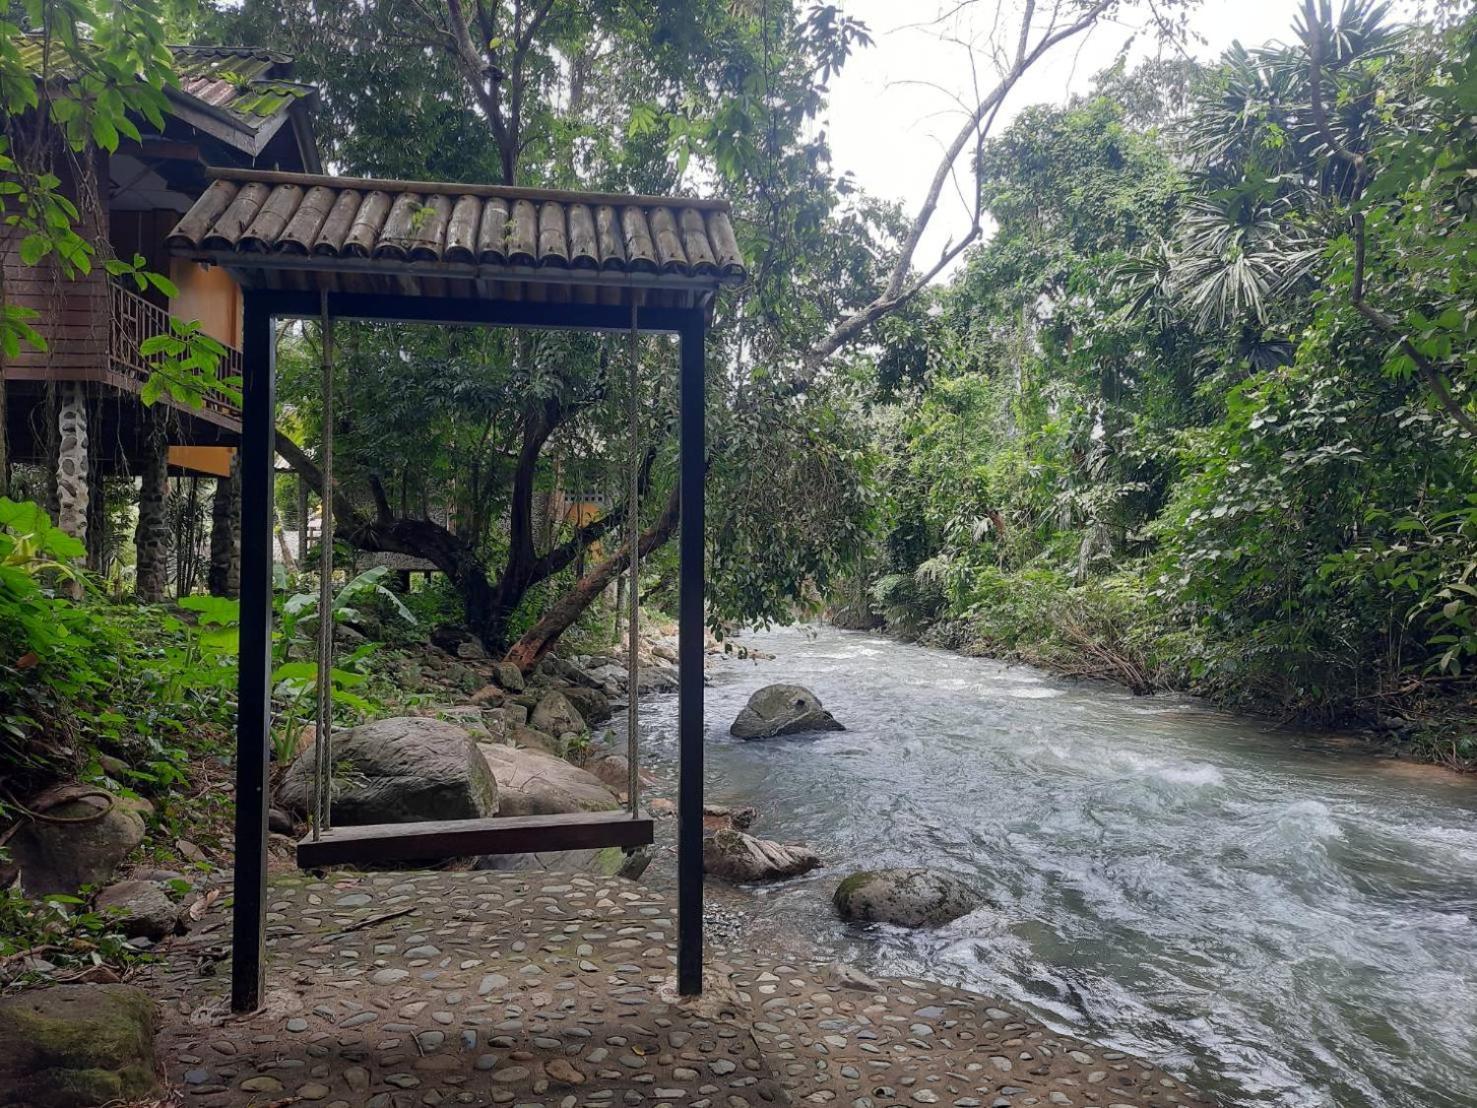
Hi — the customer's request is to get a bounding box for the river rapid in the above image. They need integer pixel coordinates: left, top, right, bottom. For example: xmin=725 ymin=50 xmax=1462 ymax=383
xmin=641 ymin=624 xmax=1477 ymax=1108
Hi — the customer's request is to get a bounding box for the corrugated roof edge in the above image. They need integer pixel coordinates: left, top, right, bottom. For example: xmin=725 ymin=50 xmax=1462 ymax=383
xmin=173 ymin=44 xmax=295 ymax=65
xmin=204 ymin=167 xmax=733 ymax=213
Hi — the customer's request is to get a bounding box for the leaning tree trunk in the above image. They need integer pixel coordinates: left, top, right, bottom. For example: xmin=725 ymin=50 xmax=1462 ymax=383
xmin=208 ymin=451 xmax=241 ymax=598
xmin=134 ymin=409 xmax=170 ymax=602
xmin=504 ymin=484 xmax=681 ymax=673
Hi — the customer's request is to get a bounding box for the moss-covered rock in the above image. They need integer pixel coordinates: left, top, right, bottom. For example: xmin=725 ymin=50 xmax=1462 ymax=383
xmin=0 ymin=984 xmax=158 ymax=1108
xmin=730 ymin=684 xmax=845 ymax=739
xmin=704 ymin=829 xmax=821 ymax=883
xmin=832 ymin=867 xmax=984 ymax=928
xmin=8 ymin=801 xmax=145 ymax=897
xmin=279 ymin=716 xmax=498 ymax=824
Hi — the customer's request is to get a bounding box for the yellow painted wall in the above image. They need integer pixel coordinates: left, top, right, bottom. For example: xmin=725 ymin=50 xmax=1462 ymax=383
xmin=169 ymin=445 xmax=235 ymax=478
xmin=169 ymin=258 xmax=241 ymax=348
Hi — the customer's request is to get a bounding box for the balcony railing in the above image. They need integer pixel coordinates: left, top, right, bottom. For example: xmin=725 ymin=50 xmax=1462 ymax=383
xmin=109 ymin=280 xmax=242 ymax=424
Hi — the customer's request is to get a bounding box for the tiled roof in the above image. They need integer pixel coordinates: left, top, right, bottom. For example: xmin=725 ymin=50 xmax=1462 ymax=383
xmin=170 ymin=46 xmax=313 ymax=129
xmin=168 ymin=170 xmax=746 ymax=305
xmin=18 ymin=39 xmax=313 ymax=136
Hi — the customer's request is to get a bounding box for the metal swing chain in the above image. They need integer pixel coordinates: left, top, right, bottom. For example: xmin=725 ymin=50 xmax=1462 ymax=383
xmin=312 ymin=295 xmax=336 ymax=841
xmin=627 ymin=302 xmax=640 ymax=818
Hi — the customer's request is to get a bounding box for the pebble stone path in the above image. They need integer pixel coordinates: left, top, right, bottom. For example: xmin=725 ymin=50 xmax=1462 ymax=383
xmin=144 ymin=870 xmax=1212 ymax=1108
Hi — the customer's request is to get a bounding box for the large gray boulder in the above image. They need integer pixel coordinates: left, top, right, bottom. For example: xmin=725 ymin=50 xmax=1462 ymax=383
xmin=530 ymin=690 xmax=587 ymax=737
xmin=730 ymin=684 xmax=845 ymax=739
xmin=279 ymin=717 xmax=497 ymax=825
xmin=492 ymin=661 xmax=525 ymax=692
xmin=832 ymin=867 xmax=984 ymax=928
xmin=561 ymin=685 xmax=612 ymax=725
xmin=6 ymin=797 xmax=145 ymax=897
xmin=478 ymin=745 xmax=620 ymax=817
xmin=537 ymin=653 xmax=605 ymax=690
xmin=94 ymin=880 xmax=178 ymax=940
xmin=703 ymin=829 xmax=821 ymax=883
xmin=0 ymin=984 xmax=159 ymax=1108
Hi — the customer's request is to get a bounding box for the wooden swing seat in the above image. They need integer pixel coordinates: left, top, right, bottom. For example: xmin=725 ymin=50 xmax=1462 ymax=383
xmin=296 ymin=810 xmax=655 ymax=868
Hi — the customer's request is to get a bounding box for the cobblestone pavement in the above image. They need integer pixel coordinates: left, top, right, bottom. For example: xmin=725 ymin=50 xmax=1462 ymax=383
xmin=145 ymin=871 xmax=1211 ymax=1108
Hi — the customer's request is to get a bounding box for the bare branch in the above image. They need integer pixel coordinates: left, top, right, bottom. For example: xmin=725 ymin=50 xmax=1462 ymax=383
xmin=802 ymin=0 xmax=1118 ymax=374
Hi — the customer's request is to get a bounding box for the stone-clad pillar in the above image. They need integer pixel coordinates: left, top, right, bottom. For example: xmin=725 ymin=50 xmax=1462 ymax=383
xmin=134 ymin=411 xmax=169 ymax=602
xmin=55 ymin=383 xmax=89 ymax=546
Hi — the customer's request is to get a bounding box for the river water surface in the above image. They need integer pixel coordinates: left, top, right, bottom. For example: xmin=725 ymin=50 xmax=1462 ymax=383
xmin=642 ymin=625 xmax=1477 ymax=1108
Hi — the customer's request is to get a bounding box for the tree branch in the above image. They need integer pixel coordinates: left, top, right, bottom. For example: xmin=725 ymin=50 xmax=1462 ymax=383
xmin=801 ymin=0 xmax=1117 ymax=376
xmin=526 ymin=446 xmax=660 ymax=584
xmin=1301 ymin=0 xmax=1365 ymax=172
xmin=503 ymin=480 xmax=683 ymax=671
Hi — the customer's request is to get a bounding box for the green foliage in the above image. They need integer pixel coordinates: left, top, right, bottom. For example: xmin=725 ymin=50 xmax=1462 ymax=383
xmin=207 ymin=0 xmax=896 ymax=654
xmin=853 ymin=9 xmax=1477 ymax=760
xmin=0 ymin=887 xmax=144 ymax=990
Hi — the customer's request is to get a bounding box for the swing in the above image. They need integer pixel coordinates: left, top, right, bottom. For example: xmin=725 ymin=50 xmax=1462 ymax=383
xmin=297 ymin=302 xmax=654 ymax=869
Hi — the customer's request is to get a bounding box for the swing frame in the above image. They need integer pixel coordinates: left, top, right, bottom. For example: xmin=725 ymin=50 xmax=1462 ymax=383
xmin=171 ymin=169 xmax=737 ymax=1016
xmin=226 ymin=293 xmax=708 ymax=1014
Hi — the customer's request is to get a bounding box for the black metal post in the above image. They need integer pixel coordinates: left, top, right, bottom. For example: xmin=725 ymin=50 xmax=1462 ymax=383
xmin=676 ymin=312 xmax=706 ymax=995
xmin=230 ymin=297 xmax=276 ymax=1013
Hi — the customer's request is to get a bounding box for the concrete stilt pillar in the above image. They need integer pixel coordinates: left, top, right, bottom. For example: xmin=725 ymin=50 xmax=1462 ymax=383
xmin=55 ymin=383 xmax=89 ymax=546
xmin=134 ymin=411 xmax=170 ymax=602
xmin=208 ymin=451 xmax=241 ymax=598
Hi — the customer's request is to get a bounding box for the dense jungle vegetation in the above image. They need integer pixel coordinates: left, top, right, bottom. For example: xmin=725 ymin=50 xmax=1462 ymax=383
xmin=838 ymin=4 xmax=1477 ymax=764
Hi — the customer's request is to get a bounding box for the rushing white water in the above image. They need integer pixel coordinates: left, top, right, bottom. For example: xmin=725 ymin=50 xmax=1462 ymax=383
xmin=641 ymin=624 xmax=1477 ymax=1108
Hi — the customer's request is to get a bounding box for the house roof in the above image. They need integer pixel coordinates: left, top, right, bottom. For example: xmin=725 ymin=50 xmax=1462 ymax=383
xmin=168 ymin=168 xmax=746 ymax=308
xmin=19 ymin=39 xmax=318 ymax=166
xmin=170 ymin=45 xmax=315 ymax=129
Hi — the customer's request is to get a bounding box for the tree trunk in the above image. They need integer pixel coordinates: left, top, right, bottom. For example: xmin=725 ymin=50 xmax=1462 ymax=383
xmin=208 ymin=451 xmax=241 ymax=598
xmin=297 ymin=474 xmax=309 ymax=569
xmin=134 ymin=409 xmax=170 ymax=602
xmin=504 ymin=483 xmax=681 ymax=672
xmin=274 ymin=506 xmax=297 ymax=572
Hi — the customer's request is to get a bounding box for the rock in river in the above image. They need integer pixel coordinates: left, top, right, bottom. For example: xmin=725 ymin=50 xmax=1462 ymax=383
xmin=704 ymin=829 xmax=821 ymax=883
xmin=730 ymin=684 xmax=846 ymax=739
xmin=832 ymin=867 xmax=984 ymax=927
xmin=279 ymin=717 xmax=497 ymax=824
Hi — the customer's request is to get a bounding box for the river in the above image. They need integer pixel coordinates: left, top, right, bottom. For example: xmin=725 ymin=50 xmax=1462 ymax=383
xmin=641 ymin=624 xmax=1477 ymax=1108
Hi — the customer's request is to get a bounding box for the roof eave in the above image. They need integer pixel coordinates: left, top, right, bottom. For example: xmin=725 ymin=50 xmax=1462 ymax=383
xmin=177 ymin=247 xmax=740 ymax=297
xmin=164 ymin=86 xmax=282 ymax=157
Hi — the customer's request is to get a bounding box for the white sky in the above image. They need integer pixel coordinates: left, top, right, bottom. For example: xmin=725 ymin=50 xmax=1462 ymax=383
xmin=822 ymin=0 xmax=1407 ymax=266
